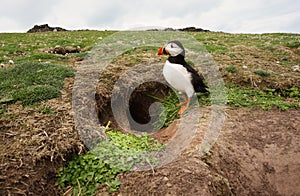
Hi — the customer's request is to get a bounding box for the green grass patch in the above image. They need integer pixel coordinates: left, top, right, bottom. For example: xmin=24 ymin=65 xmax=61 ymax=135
xmin=0 ymin=62 xmax=74 ymax=105
xmin=56 ymin=123 xmax=164 ymax=194
xmin=285 ymin=41 xmax=300 ymax=49
xmin=150 ymin=86 xmax=298 ymax=132
xmin=151 ymin=91 xmax=211 ymax=129
xmin=225 ymin=66 xmax=237 ymax=73
xmin=12 ymin=85 xmax=60 ymax=106
xmin=227 ymin=86 xmax=299 ymax=110
xmin=37 ymin=104 xmax=57 ymax=115
xmin=150 ymin=93 xmax=180 ymax=129
xmin=254 ymin=69 xmax=271 ymax=77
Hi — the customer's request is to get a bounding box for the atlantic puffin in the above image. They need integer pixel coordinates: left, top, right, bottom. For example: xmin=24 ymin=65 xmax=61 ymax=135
xmin=158 ymin=40 xmax=208 ymax=114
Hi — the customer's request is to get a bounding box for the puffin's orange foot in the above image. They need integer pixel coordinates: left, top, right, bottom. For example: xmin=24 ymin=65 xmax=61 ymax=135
xmin=178 ymin=105 xmax=188 ymax=115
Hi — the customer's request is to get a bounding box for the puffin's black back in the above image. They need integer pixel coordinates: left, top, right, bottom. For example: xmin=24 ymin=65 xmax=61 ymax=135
xmin=168 ymin=55 xmax=208 ymax=93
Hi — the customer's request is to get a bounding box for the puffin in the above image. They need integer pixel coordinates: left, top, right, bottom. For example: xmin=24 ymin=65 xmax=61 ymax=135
xmin=158 ymin=40 xmax=208 ymax=114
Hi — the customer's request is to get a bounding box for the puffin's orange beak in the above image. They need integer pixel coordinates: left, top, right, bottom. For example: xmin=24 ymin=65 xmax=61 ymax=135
xmin=157 ymin=47 xmax=164 ymax=55
xmin=157 ymin=46 xmax=168 ymax=55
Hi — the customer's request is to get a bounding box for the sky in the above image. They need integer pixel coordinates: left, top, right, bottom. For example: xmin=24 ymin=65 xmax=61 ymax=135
xmin=0 ymin=0 xmax=299 ymax=33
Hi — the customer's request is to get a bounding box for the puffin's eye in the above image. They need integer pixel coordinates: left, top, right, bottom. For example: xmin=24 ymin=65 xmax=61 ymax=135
xmin=170 ymin=44 xmax=174 ymax=48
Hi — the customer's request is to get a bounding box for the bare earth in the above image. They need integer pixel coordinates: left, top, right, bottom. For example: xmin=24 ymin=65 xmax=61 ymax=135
xmin=117 ymin=108 xmax=300 ymax=196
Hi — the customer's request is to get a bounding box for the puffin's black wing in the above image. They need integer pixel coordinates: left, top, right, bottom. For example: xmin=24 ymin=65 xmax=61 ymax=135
xmin=183 ymin=62 xmax=208 ymax=93
xmin=168 ymin=55 xmax=208 ymax=93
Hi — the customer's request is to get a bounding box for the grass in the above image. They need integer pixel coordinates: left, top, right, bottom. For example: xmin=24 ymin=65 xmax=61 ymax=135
xmin=0 ymin=30 xmax=299 ymax=195
xmin=0 ymin=30 xmax=113 ymax=110
xmin=254 ymin=69 xmax=271 ymax=77
xmin=284 ymin=41 xmax=300 ymax=49
xmin=225 ymin=66 xmax=238 ymax=73
xmin=150 ymin=92 xmax=180 ymax=129
xmin=0 ymin=62 xmax=74 ymax=106
xmin=152 ymin=85 xmax=299 ymax=125
xmin=56 ymin=123 xmax=164 ymax=195
xmin=194 ymin=32 xmax=300 ymax=53
xmin=37 ymin=105 xmax=57 ymax=115
xmin=227 ymin=85 xmax=299 ymax=111
xmin=0 ymin=31 xmax=114 ymax=64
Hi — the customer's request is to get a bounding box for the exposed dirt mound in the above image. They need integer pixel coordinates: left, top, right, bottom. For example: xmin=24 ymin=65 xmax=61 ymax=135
xmin=116 ymin=108 xmax=300 ymax=195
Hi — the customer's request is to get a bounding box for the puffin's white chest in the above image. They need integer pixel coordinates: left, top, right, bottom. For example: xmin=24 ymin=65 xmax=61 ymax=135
xmin=162 ymin=60 xmax=195 ymax=98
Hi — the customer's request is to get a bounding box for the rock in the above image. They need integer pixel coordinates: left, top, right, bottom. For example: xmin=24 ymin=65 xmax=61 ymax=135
xmin=292 ymin=65 xmax=300 ymax=72
xmin=65 ymin=46 xmax=80 ymax=53
xmin=53 ymin=45 xmax=66 ymax=55
xmin=182 ymin=168 xmax=192 ymax=173
xmin=156 ymin=27 xmax=210 ymax=32
xmin=179 ymin=27 xmax=210 ymax=32
xmin=8 ymin=60 xmax=14 ymax=65
xmin=163 ymin=176 xmax=169 ymax=181
xmin=166 ymin=182 xmax=172 ymax=187
xmin=164 ymin=28 xmax=177 ymax=31
xmin=27 ymin=24 xmax=67 ymax=33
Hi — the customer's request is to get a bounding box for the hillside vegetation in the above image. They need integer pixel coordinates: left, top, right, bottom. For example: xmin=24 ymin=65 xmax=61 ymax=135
xmin=0 ymin=31 xmax=299 ymax=195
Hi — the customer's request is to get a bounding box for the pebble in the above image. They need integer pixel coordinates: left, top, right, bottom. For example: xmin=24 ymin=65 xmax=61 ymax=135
xmin=163 ymin=176 xmax=169 ymax=181
xmin=166 ymin=182 xmax=172 ymax=187
xmin=182 ymin=168 xmax=192 ymax=173
xmin=9 ymin=60 xmax=14 ymax=64
xmin=292 ymin=65 xmax=299 ymax=72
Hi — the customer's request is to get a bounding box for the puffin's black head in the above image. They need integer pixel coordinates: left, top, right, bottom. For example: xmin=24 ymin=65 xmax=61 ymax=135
xmin=158 ymin=40 xmax=185 ymax=57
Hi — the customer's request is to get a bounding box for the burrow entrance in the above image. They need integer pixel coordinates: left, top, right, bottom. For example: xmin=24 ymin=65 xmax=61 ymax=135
xmin=96 ymin=81 xmax=172 ymax=132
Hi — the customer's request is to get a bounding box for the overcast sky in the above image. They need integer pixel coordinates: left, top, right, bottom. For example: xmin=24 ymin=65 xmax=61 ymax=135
xmin=0 ymin=0 xmax=299 ymax=33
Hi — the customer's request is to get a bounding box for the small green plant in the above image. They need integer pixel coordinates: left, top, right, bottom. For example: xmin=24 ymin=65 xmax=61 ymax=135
xmin=229 ymin=53 xmax=237 ymax=58
xmin=38 ymin=105 xmax=57 ymax=115
xmin=283 ymin=87 xmax=300 ymax=99
xmin=254 ymin=69 xmax=271 ymax=77
xmin=0 ymin=104 xmax=7 ymax=116
xmin=56 ymin=123 xmax=164 ymax=195
xmin=285 ymin=41 xmax=300 ymax=49
xmin=225 ymin=66 xmax=237 ymax=73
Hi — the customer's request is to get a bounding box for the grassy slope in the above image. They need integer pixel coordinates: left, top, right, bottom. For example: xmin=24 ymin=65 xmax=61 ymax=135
xmin=0 ymin=31 xmax=114 ymax=64
xmin=0 ymin=31 xmax=299 ymax=195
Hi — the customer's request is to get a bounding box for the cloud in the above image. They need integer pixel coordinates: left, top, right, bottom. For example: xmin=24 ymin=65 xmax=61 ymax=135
xmin=234 ymin=11 xmax=300 ymax=33
xmin=0 ymin=0 xmax=299 ymax=33
xmin=0 ymin=0 xmax=60 ymax=31
xmin=43 ymin=0 xmax=222 ymax=30
xmin=199 ymin=0 xmax=300 ymax=32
